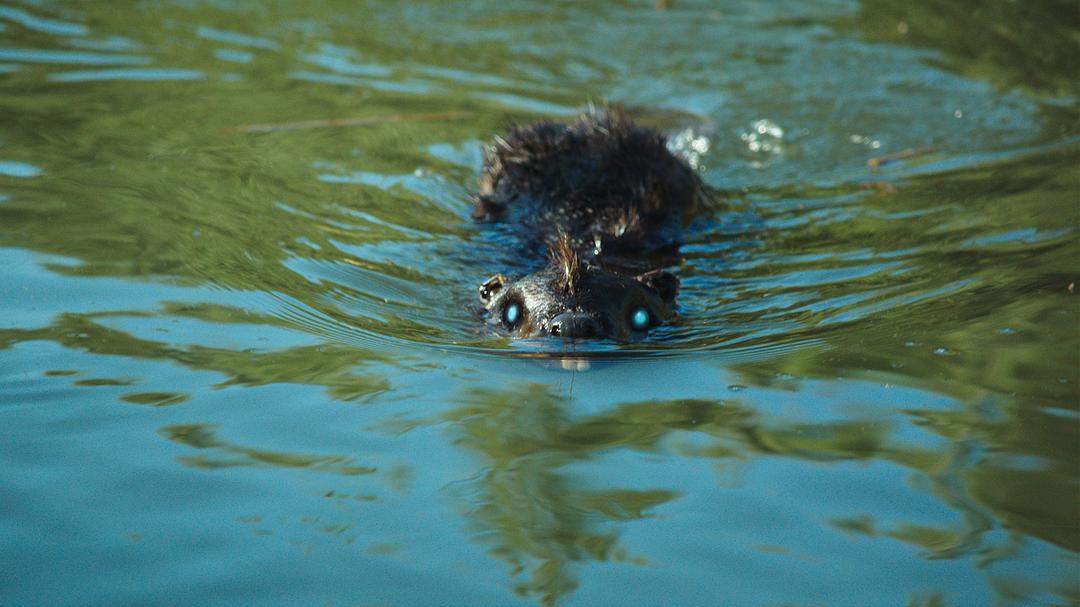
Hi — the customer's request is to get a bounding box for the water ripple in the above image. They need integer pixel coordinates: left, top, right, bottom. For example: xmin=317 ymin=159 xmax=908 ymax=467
xmin=0 ymin=6 xmax=87 ymax=37
xmin=0 ymin=47 xmax=150 ymax=65
xmin=0 ymin=161 xmax=42 ymax=177
xmin=195 ymin=26 xmax=279 ymax=50
xmin=48 ymin=68 xmax=204 ymax=82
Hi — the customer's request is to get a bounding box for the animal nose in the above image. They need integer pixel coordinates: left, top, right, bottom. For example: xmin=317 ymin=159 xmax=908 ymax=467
xmin=549 ymin=312 xmax=601 ymax=338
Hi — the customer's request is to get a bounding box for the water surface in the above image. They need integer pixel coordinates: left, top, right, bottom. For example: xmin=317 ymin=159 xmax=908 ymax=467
xmin=1 ymin=1 xmax=1077 ymax=606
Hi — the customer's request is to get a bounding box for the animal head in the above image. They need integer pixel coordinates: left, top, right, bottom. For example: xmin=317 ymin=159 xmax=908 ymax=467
xmin=477 ymin=239 xmax=678 ymax=340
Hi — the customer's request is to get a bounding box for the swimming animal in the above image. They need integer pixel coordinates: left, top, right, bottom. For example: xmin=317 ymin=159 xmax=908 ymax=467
xmin=474 ymin=110 xmax=705 ymax=340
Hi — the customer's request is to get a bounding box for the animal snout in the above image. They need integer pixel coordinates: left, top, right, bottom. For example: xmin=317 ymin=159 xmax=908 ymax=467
xmin=549 ymin=312 xmax=601 ymax=338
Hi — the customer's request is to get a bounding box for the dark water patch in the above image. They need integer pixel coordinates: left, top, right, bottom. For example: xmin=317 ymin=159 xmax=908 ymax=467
xmin=120 ymin=391 xmax=189 ymax=407
xmin=75 ymin=377 xmax=135 ymax=387
xmin=161 ymin=424 xmax=376 ymax=475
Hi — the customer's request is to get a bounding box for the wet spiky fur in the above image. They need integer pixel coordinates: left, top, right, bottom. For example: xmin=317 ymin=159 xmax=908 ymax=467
xmin=551 ymin=233 xmax=582 ymax=294
xmin=474 ymin=110 xmax=699 ymax=224
xmin=473 ymin=109 xmax=705 ymax=339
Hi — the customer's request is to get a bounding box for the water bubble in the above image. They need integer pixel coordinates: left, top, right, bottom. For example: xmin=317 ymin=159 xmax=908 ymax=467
xmin=740 ymin=119 xmax=785 ymax=157
xmin=669 ymin=128 xmax=711 ymax=169
xmin=850 ymin=134 xmax=882 ymax=149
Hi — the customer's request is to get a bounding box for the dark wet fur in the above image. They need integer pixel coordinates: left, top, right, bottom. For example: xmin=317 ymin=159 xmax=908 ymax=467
xmin=474 ymin=110 xmax=704 ymax=340
xmin=551 ymin=234 xmax=582 ymax=295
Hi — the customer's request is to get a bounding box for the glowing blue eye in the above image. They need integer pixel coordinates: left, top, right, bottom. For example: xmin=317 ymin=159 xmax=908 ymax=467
xmin=630 ymin=307 xmax=650 ymax=331
xmin=503 ymin=302 xmax=521 ymax=327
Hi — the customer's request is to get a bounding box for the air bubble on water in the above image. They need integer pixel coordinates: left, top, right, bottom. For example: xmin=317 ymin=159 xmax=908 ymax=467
xmin=932 ymin=347 xmax=952 ymax=356
xmin=740 ymin=119 xmax=785 ymax=156
xmin=669 ymin=128 xmax=711 ymax=169
xmin=850 ymin=133 xmax=881 ymax=149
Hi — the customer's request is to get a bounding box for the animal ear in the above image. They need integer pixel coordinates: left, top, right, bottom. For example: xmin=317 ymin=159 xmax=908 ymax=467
xmin=636 ymin=269 xmax=678 ymax=303
xmin=478 ymin=274 xmax=507 ymax=305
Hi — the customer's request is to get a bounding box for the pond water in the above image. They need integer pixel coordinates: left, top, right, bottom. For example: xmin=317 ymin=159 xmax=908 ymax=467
xmin=1 ymin=1 xmax=1077 ymax=605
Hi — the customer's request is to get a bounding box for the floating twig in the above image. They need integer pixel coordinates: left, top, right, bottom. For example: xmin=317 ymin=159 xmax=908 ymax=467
xmin=868 ymin=145 xmax=941 ymax=169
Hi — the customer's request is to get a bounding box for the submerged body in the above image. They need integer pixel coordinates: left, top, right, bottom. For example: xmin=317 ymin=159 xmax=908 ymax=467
xmin=474 ymin=110 xmax=705 ymax=340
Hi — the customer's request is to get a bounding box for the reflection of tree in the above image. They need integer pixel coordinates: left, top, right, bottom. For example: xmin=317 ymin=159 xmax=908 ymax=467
xmin=5 ymin=303 xmax=1074 ymax=603
xmin=446 ymin=385 xmax=679 ymax=606
xmin=725 ymin=142 xmax=1079 ymax=561
xmin=162 ymin=424 xmax=376 ymax=475
xmin=0 ymin=82 xmax=476 ymax=346
xmin=445 ymin=385 xmax=898 ymax=605
xmin=448 ymin=377 xmax=1076 ymax=605
xmin=0 ymin=308 xmax=391 ymax=401
xmin=729 ymin=283 xmax=1079 ymax=557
